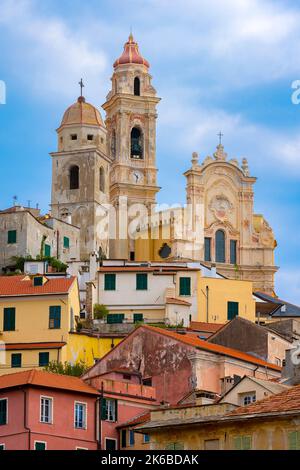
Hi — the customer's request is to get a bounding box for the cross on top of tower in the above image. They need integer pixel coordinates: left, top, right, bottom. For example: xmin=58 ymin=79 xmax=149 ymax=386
xmin=217 ymin=131 xmax=224 ymax=145
xmin=79 ymin=78 xmax=84 ymax=97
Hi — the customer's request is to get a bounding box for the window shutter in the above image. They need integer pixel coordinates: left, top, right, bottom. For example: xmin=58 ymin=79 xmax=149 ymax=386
xmin=230 ymin=240 xmax=237 ymax=265
xmin=7 ymin=230 xmax=17 ymax=244
xmin=44 ymin=244 xmax=51 ymax=257
xmin=49 ymin=306 xmax=61 ymax=329
xmin=4 ymin=308 xmax=15 ymax=331
xmin=0 ymin=400 xmax=7 ymax=425
xmin=104 ymin=274 xmax=116 ymax=291
xmin=165 ymin=443 xmax=175 ymax=450
xmin=101 ymin=398 xmax=107 ymax=420
xmin=227 ymin=302 xmax=239 ymax=320
xmin=204 ymin=238 xmax=211 ymax=262
xmin=180 ymin=277 xmax=191 ymax=296
xmin=242 ymin=436 xmax=252 ymax=450
xmin=134 ymin=313 xmax=144 ymax=323
xmin=174 ymin=442 xmax=184 ymax=450
xmin=114 ymin=399 xmax=118 ymax=422
xmin=288 ymin=431 xmax=298 ymax=450
xmin=63 ymin=237 xmax=70 ymax=249
xmin=233 ymin=437 xmax=242 ymax=450
xmin=39 ymin=352 xmax=49 ymax=367
xmin=136 ymin=273 xmax=148 ymax=290
xmin=11 ymin=353 xmax=22 ymax=368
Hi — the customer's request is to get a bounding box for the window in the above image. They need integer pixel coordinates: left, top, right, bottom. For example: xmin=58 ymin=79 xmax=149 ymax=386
xmin=34 ymin=441 xmax=47 ymax=450
xmin=0 ymin=444 xmax=5 ymax=450
xmin=204 ymin=237 xmax=211 ymax=262
xmin=131 ymin=127 xmax=143 ymax=159
xmin=179 ymin=277 xmax=191 ymax=296
xmin=100 ymin=167 xmax=105 ymax=192
xmin=129 ymin=430 xmax=135 ymax=446
xmin=204 ymin=439 xmax=220 ymax=450
xmin=133 ymin=313 xmax=144 ymax=323
xmin=130 ymin=251 xmax=135 ymax=261
xmin=71 ymin=134 xmax=77 ymax=141
xmin=215 ymin=230 xmax=226 ymax=263
xmin=230 ymin=240 xmax=237 ymax=265
xmin=233 ymin=435 xmax=252 ymax=450
xmin=49 ymin=306 xmax=61 ymax=329
xmin=74 ymin=402 xmax=87 ymax=429
xmin=101 ymin=398 xmax=117 ymax=422
xmin=288 ymin=431 xmax=300 ymax=450
xmin=3 ymin=308 xmax=15 ymax=331
xmin=39 ymin=352 xmax=49 ymax=367
xmin=40 ymin=397 xmax=53 ymax=424
xmin=142 ymin=377 xmax=152 ymax=387
xmin=165 ymin=442 xmax=184 ymax=450
xmin=87 ymin=134 xmax=94 ymax=141
xmin=121 ymin=430 xmax=127 ymax=448
xmin=70 ymin=165 xmax=79 ymax=189
xmin=63 ymin=236 xmax=70 ymax=249
xmin=11 ymin=353 xmax=22 ymax=368
xmin=107 ymin=314 xmax=124 ymax=324
xmin=34 ymin=276 xmax=43 ymax=287
xmin=136 ymin=273 xmax=148 ymax=290
xmin=7 ymin=230 xmax=17 ymax=244
xmin=242 ymin=394 xmax=256 ymax=406
xmin=134 ymin=77 xmax=140 ymax=96
xmin=227 ymin=301 xmax=239 ymax=320
xmin=44 ymin=244 xmax=51 ymax=257
xmin=0 ymin=399 xmax=7 ymax=425
xmin=143 ymin=434 xmax=150 ymax=444
xmin=104 ymin=273 xmax=116 ymax=290
xmin=105 ymin=438 xmax=117 ymax=450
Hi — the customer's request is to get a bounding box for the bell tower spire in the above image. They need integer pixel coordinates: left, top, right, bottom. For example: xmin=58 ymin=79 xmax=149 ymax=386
xmin=103 ymin=34 xmax=161 ymax=259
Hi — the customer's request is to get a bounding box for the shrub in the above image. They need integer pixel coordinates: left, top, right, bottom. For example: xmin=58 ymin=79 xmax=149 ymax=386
xmin=93 ymin=303 xmax=109 ymax=320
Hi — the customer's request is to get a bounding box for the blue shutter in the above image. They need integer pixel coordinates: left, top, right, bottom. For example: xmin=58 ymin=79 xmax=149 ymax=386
xmin=228 ymin=302 xmax=239 ymax=320
xmin=3 ymin=308 xmax=15 ymax=331
xmin=11 ymin=354 xmax=22 ymax=368
xmin=204 ymin=237 xmax=211 ymax=262
xmin=230 ymin=240 xmax=237 ymax=264
xmin=215 ymin=230 xmax=225 ymax=263
xmin=49 ymin=306 xmax=61 ymax=329
xmin=39 ymin=352 xmax=49 ymax=367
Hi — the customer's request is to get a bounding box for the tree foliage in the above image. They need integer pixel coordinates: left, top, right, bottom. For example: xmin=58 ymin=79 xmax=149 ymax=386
xmin=44 ymin=360 xmax=89 ymax=377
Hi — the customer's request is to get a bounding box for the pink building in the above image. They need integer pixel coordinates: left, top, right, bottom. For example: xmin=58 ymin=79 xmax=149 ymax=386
xmin=84 ymin=369 xmax=158 ymax=450
xmin=0 ymin=369 xmax=99 ymax=450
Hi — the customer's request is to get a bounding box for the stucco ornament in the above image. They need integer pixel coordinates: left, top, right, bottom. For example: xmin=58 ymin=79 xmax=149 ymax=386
xmin=209 ymin=194 xmax=233 ymax=222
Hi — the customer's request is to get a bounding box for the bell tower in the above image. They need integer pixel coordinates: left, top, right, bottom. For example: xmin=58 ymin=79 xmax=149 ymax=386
xmin=102 ymin=34 xmax=160 ymax=259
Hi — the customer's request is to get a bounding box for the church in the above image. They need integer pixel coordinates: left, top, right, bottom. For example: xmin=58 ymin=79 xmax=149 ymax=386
xmin=50 ymin=34 xmax=277 ymax=294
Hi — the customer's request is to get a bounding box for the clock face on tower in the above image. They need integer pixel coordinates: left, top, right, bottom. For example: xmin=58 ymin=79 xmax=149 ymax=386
xmin=131 ymin=170 xmax=144 ymax=184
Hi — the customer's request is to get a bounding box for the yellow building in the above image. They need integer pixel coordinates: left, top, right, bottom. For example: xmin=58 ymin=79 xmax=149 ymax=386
xmin=136 ymin=385 xmax=300 ymax=450
xmin=0 ymin=275 xmax=122 ymax=374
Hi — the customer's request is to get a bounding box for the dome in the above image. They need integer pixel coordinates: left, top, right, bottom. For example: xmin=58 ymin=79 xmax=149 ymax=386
xmin=58 ymin=96 xmax=104 ymax=130
xmin=113 ymin=34 xmax=150 ymax=69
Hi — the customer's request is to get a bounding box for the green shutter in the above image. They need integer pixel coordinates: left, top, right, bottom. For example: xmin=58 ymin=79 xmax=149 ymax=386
xmin=35 ymin=442 xmax=46 ymax=450
xmin=136 ymin=273 xmax=148 ymax=290
xmin=34 ymin=277 xmax=43 ymax=287
xmin=3 ymin=308 xmax=15 ymax=331
xmin=288 ymin=431 xmax=300 ymax=450
xmin=39 ymin=352 xmax=49 ymax=367
xmin=63 ymin=237 xmax=70 ymax=249
xmin=242 ymin=436 xmax=252 ymax=450
xmin=134 ymin=313 xmax=144 ymax=323
xmin=44 ymin=244 xmax=51 ymax=257
xmin=165 ymin=443 xmax=175 ymax=450
xmin=234 ymin=436 xmax=252 ymax=450
xmin=11 ymin=353 xmax=22 ymax=368
xmin=104 ymin=274 xmax=116 ymax=291
xmin=107 ymin=314 xmax=124 ymax=324
xmin=0 ymin=400 xmax=7 ymax=425
xmin=7 ymin=230 xmax=17 ymax=244
xmin=49 ymin=306 xmax=61 ymax=329
xmin=233 ymin=437 xmax=242 ymax=450
xmin=179 ymin=277 xmax=191 ymax=296
xmin=228 ymin=302 xmax=239 ymax=320
xmin=101 ymin=398 xmax=107 ymax=420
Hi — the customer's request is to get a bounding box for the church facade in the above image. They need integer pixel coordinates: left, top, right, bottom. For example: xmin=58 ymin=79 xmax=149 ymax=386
xmin=50 ymin=34 xmax=277 ymax=294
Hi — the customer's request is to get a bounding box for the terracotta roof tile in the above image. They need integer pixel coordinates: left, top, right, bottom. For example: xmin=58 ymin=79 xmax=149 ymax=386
xmin=117 ymin=412 xmax=150 ymax=429
xmin=189 ymin=321 xmax=224 ymax=333
xmin=0 ymin=342 xmax=66 ymax=351
xmin=0 ymin=369 xmax=99 ymax=395
xmin=166 ymin=297 xmax=191 ymax=306
xmin=227 ymin=384 xmax=300 ymax=416
xmin=0 ymin=275 xmax=76 ymax=297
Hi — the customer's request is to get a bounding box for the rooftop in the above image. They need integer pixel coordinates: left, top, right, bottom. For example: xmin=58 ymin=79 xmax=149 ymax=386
xmin=113 ymin=34 xmax=150 ymax=69
xmin=0 ymin=275 xmax=76 ymax=297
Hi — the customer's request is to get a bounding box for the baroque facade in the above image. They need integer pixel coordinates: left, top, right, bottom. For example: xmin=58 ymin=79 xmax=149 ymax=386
xmin=49 ymin=34 xmax=277 ymax=293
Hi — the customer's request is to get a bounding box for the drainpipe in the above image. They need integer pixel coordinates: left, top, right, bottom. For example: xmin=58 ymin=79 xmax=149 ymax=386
xmin=22 ymin=389 xmax=31 ymax=450
xmin=95 ymin=396 xmax=101 ymax=450
xmin=206 ymin=286 xmax=209 ymax=323
xmin=57 ymin=230 xmax=60 ymax=259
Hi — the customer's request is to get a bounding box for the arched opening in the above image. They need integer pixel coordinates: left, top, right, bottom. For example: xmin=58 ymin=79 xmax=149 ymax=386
xmin=100 ymin=167 xmax=105 ymax=193
xmin=215 ymin=230 xmax=225 ymax=263
xmin=69 ymin=165 xmax=79 ymax=190
xmin=131 ymin=127 xmax=143 ymax=159
xmin=134 ymin=77 xmax=140 ymax=96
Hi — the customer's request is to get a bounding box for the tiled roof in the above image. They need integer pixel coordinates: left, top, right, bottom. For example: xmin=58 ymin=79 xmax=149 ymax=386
xmin=0 ymin=275 xmax=76 ymax=297
xmin=255 ymin=291 xmax=300 ymax=318
xmin=98 ymin=266 xmax=199 ymax=273
xmin=228 ymin=383 xmax=300 ymax=416
xmin=113 ymin=34 xmax=150 ymax=68
xmin=189 ymin=321 xmax=224 ymax=333
xmin=0 ymin=342 xmax=66 ymax=351
xmin=117 ymin=412 xmax=150 ymax=429
xmin=166 ymin=297 xmax=191 ymax=306
xmin=0 ymin=369 xmax=99 ymax=395
xmin=142 ymin=326 xmax=281 ymax=372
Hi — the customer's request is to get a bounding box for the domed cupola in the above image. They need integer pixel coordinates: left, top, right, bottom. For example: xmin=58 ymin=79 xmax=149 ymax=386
xmin=113 ymin=33 xmax=150 ymax=69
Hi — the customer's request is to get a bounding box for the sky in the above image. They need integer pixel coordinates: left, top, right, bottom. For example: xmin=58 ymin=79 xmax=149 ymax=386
xmin=0 ymin=0 xmax=300 ymax=304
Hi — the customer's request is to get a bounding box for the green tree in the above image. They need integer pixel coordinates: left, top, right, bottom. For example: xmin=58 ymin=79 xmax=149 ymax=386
xmin=44 ymin=360 xmax=89 ymax=377
xmin=93 ymin=303 xmax=109 ymax=320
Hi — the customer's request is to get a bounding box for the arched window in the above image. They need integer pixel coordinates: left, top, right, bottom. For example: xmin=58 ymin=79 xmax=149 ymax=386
xmin=131 ymin=127 xmax=143 ymax=159
xmin=134 ymin=77 xmax=140 ymax=96
xmin=100 ymin=167 xmax=105 ymax=193
xmin=215 ymin=230 xmax=225 ymax=263
xmin=69 ymin=165 xmax=79 ymax=189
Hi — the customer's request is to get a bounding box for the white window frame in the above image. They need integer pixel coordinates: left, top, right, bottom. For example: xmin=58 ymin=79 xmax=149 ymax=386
xmin=34 ymin=440 xmax=47 ymax=450
xmin=143 ymin=434 xmax=150 ymax=444
xmin=242 ymin=393 xmax=256 ymax=406
xmin=40 ymin=396 xmax=53 ymax=424
xmin=0 ymin=398 xmax=8 ymax=426
xmin=105 ymin=438 xmax=118 ymax=450
xmin=74 ymin=401 xmax=87 ymax=430
xmin=0 ymin=443 xmax=5 ymax=450
xmin=105 ymin=398 xmax=116 ymax=422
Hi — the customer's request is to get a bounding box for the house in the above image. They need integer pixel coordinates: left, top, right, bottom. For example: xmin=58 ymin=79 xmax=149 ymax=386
xmin=0 ymin=275 xmax=123 ymax=374
xmin=208 ymin=316 xmax=292 ymax=366
xmin=0 ymin=206 xmax=80 ymax=273
xmin=82 ymin=325 xmax=281 ymax=405
xmin=136 ymin=384 xmax=300 ymax=450
xmin=218 ymin=375 xmax=290 ymax=406
xmin=0 ymin=369 xmax=99 ymax=450
xmin=117 ymin=412 xmax=151 ymax=451
xmin=83 ymin=369 xmax=158 ymax=450
xmin=255 ymin=291 xmax=300 ymax=323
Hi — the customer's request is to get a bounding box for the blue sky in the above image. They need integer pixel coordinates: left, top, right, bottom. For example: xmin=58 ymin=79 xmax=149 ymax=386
xmin=0 ymin=0 xmax=300 ymax=304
